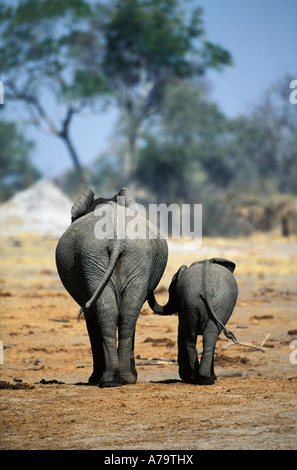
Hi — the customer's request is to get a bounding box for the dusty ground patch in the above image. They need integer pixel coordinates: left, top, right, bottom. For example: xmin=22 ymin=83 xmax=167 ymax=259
xmin=0 ymin=234 xmax=296 ymax=450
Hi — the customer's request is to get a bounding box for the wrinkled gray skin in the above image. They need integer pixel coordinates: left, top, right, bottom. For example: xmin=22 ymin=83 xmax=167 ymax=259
xmin=56 ymin=188 xmax=168 ymax=388
xmin=148 ymin=258 xmax=238 ymax=385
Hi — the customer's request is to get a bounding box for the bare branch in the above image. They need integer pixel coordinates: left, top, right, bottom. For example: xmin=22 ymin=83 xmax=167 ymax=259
xmin=7 ymin=81 xmax=58 ymax=135
xmin=222 ymin=334 xmax=270 ymax=353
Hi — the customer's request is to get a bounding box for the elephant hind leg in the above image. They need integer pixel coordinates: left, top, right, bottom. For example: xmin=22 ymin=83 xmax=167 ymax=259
xmin=118 ymin=295 xmax=144 ymax=385
xmin=177 ymin=322 xmax=199 ymax=383
xmin=90 ymin=291 xmax=123 ymax=388
xmin=118 ymin=334 xmax=137 ymax=385
xmin=85 ymin=306 xmax=104 ymax=385
xmin=198 ymin=320 xmax=219 ymax=385
xmin=100 ymin=335 xmax=122 ymax=388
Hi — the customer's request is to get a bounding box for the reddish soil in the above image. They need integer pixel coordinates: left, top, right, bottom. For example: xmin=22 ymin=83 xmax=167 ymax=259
xmin=1 ymin=234 xmax=296 ymax=450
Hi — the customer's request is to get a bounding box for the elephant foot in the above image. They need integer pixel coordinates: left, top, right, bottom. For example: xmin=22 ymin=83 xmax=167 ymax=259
xmin=99 ymin=371 xmax=123 ymax=388
xmin=88 ymin=371 xmax=103 ymax=385
xmin=197 ymin=375 xmax=216 ymax=386
xmin=179 ymin=370 xmax=198 ymax=384
xmin=120 ymin=372 xmax=137 ymax=385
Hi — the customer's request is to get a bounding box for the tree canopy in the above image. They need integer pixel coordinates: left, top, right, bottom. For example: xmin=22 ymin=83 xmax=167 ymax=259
xmin=94 ymin=0 xmax=232 ymax=178
xmin=0 ymin=0 xmax=105 ymax=183
xmin=0 ymin=0 xmax=232 ymax=183
xmin=0 ymin=119 xmax=40 ymax=201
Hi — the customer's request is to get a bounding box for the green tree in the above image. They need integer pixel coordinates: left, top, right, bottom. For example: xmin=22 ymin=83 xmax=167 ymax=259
xmin=0 ymin=0 xmax=107 ymax=184
xmin=0 ymin=120 xmax=40 ymax=201
xmin=252 ymin=75 xmax=297 ymax=194
xmin=1 ymin=0 xmax=232 ymax=189
xmin=227 ymin=75 xmax=297 ymax=195
xmin=134 ymin=82 xmax=231 ymax=202
xmin=77 ymin=0 xmax=232 ymax=181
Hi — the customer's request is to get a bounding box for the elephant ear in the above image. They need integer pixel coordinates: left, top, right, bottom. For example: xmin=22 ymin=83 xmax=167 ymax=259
xmin=208 ymin=258 xmax=236 ymax=273
xmin=117 ymin=188 xmax=136 ymax=207
xmin=71 ymin=188 xmax=95 ymax=223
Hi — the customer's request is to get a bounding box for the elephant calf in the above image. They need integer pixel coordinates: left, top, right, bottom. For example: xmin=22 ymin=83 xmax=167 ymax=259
xmin=148 ymin=258 xmax=238 ymax=385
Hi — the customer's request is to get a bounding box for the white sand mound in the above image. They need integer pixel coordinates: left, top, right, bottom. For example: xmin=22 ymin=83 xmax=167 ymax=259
xmin=0 ymin=179 xmax=73 ymax=237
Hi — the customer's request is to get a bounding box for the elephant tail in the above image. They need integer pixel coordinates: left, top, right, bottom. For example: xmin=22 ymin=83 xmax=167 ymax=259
xmin=201 ymin=260 xmax=238 ymax=344
xmin=147 ymin=292 xmax=174 ymax=315
xmin=77 ymin=243 xmax=124 ymax=321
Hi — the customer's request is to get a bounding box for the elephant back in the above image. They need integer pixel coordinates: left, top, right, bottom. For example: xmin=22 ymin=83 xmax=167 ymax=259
xmin=182 ymin=259 xmax=237 ymax=300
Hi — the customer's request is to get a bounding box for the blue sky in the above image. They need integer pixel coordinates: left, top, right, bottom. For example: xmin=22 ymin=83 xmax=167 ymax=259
xmin=197 ymin=0 xmax=297 ymax=114
xmin=20 ymin=0 xmax=297 ymax=177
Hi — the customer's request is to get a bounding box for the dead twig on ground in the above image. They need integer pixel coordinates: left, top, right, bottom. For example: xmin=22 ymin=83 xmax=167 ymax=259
xmin=223 ymin=333 xmax=271 ymax=353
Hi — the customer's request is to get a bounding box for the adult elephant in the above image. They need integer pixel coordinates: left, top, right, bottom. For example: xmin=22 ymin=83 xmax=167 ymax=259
xmin=56 ymin=187 xmax=168 ymax=387
xmin=148 ymin=258 xmax=238 ymax=385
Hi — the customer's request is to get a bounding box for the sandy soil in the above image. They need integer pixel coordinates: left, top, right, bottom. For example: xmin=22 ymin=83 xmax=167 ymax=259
xmin=1 ymin=233 xmax=296 ymax=450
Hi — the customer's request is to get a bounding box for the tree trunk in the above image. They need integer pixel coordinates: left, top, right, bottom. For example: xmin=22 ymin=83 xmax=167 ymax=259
xmin=59 ymin=106 xmax=86 ymax=186
xmin=62 ymin=133 xmax=86 ymax=185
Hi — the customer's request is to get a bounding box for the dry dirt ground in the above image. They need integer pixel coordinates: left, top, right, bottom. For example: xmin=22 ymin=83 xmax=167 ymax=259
xmin=0 ymin=233 xmax=296 ymax=451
